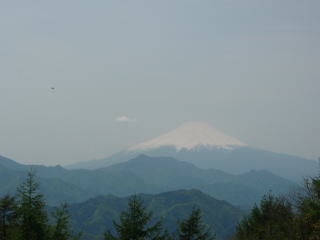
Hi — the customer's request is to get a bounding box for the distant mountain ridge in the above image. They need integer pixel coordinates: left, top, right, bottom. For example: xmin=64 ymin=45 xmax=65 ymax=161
xmin=0 ymin=154 xmax=298 ymax=207
xmin=67 ymin=122 xmax=317 ymax=182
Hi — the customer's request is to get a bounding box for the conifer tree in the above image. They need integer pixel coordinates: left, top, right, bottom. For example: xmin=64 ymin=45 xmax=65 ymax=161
xmin=234 ymin=194 xmax=295 ymax=240
xmin=296 ymin=175 xmax=320 ymax=240
xmin=16 ymin=170 xmax=49 ymax=240
xmin=178 ymin=208 xmax=215 ymax=240
xmin=51 ymin=203 xmax=71 ymax=240
xmin=50 ymin=202 xmax=81 ymax=240
xmin=105 ymin=195 xmax=163 ymax=240
xmin=0 ymin=195 xmax=17 ymax=240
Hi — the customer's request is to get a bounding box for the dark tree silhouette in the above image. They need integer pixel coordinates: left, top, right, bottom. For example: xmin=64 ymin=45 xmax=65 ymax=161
xmin=178 ymin=208 xmax=215 ymax=240
xmin=296 ymin=176 xmax=320 ymax=240
xmin=234 ymin=194 xmax=295 ymax=240
xmin=105 ymin=195 xmax=163 ymax=240
xmin=50 ymin=202 xmax=81 ymax=240
xmin=0 ymin=195 xmax=17 ymax=240
xmin=16 ymin=170 xmax=49 ymax=240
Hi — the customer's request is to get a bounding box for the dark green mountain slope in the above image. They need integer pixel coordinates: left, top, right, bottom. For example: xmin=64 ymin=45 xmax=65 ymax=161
xmin=68 ymin=189 xmax=244 ymax=240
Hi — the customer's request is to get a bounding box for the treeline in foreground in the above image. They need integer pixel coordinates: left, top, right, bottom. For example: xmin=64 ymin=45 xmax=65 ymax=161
xmin=233 ymin=174 xmax=320 ymax=240
xmin=1 ymin=171 xmax=320 ymax=240
xmin=0 ymin=171 xmax=215 ymax=240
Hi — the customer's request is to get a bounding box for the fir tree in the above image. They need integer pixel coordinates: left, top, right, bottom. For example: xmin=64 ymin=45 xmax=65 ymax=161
xmin=178 ymin=207 xmax=215 ymax=240
xmin=0 ymin=195 xmax=17 ymax=240
xmin=296 ymin=176 xmax=320 ymax=240
xmin=105 ymin=195 xmax=163 ymax=240
xmin=50 ymin=202 xmax=81 ymax=240
xmin=234 ymin=194 xmax=296 ymax=240
xmin=16 ymin=170 xmax=49 ymax=240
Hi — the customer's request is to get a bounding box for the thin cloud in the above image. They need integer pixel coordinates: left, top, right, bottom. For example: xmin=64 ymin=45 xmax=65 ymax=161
xmin=115 ymin=116 xmax=136 ymax=123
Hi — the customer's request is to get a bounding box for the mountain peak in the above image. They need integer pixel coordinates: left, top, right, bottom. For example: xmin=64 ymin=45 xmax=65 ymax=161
xmin=128 ymin=121 xmax=247 ymax=151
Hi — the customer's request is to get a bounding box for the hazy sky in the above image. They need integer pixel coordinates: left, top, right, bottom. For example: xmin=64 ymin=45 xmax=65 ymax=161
xmin=1 ymin=0 xmax=320 ymax=165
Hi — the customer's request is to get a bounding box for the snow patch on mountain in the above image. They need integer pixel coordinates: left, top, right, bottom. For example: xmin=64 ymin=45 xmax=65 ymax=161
xmin=128 ymin=121 xmax=247 ymax=151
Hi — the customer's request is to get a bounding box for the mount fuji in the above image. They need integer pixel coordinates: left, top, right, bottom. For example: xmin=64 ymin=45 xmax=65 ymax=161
xmin=129 ymin=121 xmax=247 ymax=151
xmin=68 ymin=122 xmax=318 ymax=182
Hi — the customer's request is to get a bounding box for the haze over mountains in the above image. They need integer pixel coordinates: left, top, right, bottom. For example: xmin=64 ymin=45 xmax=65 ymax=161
xmin=2 ymin=0 xmax=319 ymax=238
xmin=68 ymin=122 xmax=318 ymax=182
xmin=0 ymin=121 xmax=316 ymax=239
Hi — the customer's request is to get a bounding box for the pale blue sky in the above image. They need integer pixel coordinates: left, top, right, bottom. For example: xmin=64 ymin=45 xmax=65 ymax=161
xmin=1 ymin=0 xmax=320 ymax=165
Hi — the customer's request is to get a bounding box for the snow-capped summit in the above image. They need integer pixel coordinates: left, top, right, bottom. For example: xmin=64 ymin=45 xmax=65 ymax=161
xmin=128 ymin=121 xmax=247 ymax=151
xmin=67 ymin=121 xmax=317 ymax=182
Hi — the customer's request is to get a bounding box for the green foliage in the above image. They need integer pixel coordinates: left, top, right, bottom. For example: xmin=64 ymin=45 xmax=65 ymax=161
xmin=234 ymin=194 xmax=295 ymax=240
xmin=234 ymin=174 xmax=320 ymax=240
xmin=178 ymin=208 xmax=215 ymax=240
xmin=69 ymin=190 xmax=243 ymax=240
xmin=295 ymin=176 xmax=320 ymax=240
xmin=104 ymin=195 xmax=163 ymax=240
xmin=50 ymin=203 xmax=81 ymax=240
xmin=0 ymin=170 xmax=82 ymax=240
xmin=2 ymin=157 xmax=318 ymax=240
xmin=50 ymin=203 xmax=71 ymax=240
xmin=0 ymin=195 xmax=18 ymax=240
xmin=16 ymin=170 xmax=49 ymax=240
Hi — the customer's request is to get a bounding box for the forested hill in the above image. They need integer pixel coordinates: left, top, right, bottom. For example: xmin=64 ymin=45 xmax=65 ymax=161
xmin=67 ymin=189 xmax=244 ymax=240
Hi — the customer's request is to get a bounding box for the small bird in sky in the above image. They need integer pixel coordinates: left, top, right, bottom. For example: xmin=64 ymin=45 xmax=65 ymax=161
xmin=50 ymin=87 xmax=55 ymax=90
